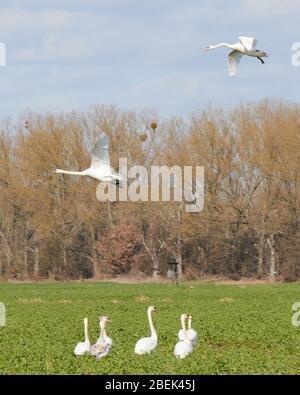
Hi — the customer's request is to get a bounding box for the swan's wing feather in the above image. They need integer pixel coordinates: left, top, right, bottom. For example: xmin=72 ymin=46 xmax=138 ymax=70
xmin=178 ymin=329 xmax=185 ymax=341
xmin=91 ymin=341 xmax=110 ymax=358
xmin=239 ymin=36 xmax=257 ymax=51
xmin=91 ymin=133 xmax=110 ymax=169
xmin=227 ymin=50 xmax=243 ymax=77
xmin=74 ymin=341 xmax=90 ymax=355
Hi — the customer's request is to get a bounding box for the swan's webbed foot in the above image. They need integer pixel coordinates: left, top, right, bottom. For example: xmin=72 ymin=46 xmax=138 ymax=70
xmin=258 ymin=57 xmax=265 ymax=64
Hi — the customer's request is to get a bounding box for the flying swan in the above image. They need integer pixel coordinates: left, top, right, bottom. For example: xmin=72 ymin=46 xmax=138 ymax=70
xmin=205 ymin=36 xmax=268 ymax=76
xmin=134 ymin=306 xmax=158 ymax=355
xmin=54 ymin=133 xmax=123 ymax=187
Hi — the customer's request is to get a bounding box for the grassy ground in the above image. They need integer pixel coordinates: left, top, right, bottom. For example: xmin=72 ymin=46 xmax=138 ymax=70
xmin=0 ymin=281 xmax=299 ymax=374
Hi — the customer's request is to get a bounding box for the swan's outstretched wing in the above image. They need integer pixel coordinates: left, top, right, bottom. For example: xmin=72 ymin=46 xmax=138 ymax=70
xmin=227 ymin=50 xmax=243 ymax=77
xmin=91 ymin=134 xmax=110 ymax=169
xmin=239 ymin=36 xmax=257 ymax=51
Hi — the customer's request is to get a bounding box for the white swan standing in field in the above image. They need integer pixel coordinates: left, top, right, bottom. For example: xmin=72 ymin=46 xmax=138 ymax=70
xmin=187 ymin=315 xmax=197 ymax=347
xmin=101 ymin=316 xmax=113 ymax=348
xmin=178 ymin=314 xmax=187 ymax=341
xmin=205 ymin=36 xmax=268 ymax=76
xmin=174 ymin=314 xmax=193 ymax=359
xmin=94 ymin=316 xmax=112 ymax=348
xmin=178 ymin=314 xmax=197 ymax=346
xmin=54 ymin=133 xmax=123 ymax=187
xmin=74 ymin=317 xmax=91 ymax=356
xmin=134 ymin=306 xmax=158 ymax=355
xmin=91 ymin=316 xmax=111 ymax=360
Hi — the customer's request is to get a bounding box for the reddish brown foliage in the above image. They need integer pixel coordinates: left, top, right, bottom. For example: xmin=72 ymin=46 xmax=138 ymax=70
xmin=97 ymin=222 xmax=141 ymax=274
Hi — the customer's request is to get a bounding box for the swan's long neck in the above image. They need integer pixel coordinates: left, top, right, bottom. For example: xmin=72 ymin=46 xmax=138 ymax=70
xmin=84 ymin=318 xmax=89 ymax=343
xmin=181 ymin=315 xmax=188 ymax=341
xmin=56 ymin=169 xmax=87 ymax=176
xmin=102 ymin=321 xmax=108 ymax=338
xmin=148 ymin=309 xmax=157 ymax=339
xmin=188 ymin=318 xmax=192 ymax=330
xmin=209 ymin=43 xmax=232 ymax=49
xmin=99 ymin=320 xmax=105 ymax=340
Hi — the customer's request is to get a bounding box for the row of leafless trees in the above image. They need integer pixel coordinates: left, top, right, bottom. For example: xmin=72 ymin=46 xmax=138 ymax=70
xmin=1 ymin=100 xmax=300 ymax=281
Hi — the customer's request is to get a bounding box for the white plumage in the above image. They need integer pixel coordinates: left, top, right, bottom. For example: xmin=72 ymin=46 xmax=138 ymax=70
xmin=134 ymin=306 xmax=158 ymax=355
xmin=100 ymin=315 xmax=113 ymax=348
xmin=187 ymin=315 xmax=197 ymax=347
xmin=206 ymin=36 xmax=268 ymax=76
xmin=174 ymin=314 xmax=193 ymax=359
xmin=178 ymin=314 xmax=197 ymax=346
xmin=54 ymin=133 xmax=122 ymax=186
xmin=91 ymin=316 xmax=112 ymax=360
xmin=74 ymin=317 xmax=91 ymax=356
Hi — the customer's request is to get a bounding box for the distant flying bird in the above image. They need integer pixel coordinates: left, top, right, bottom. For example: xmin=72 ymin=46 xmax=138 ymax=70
xmin=54 ymin=133 xmax=123 ymax=187
xmin=205 ymin=36 xmax=268 ymax=76
xmin=74 ymin=317 xmax=91 ymax=356
xmin=134 ymin=306 xmax=158 ymax=355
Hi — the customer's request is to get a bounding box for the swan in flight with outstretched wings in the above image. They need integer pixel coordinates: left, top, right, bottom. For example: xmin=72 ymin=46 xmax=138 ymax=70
xmin=205 ymin=36 xmax=268 ymax=77
xmin=54 ymin=133 xmax=122 ymax=187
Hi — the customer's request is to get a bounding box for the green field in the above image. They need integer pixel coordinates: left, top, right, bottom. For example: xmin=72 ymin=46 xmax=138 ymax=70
xmin=0 ymin=281 xmax=300 ymax=374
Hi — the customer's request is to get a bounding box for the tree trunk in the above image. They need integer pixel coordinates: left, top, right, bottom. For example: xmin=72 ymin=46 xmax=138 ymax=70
xmin=257 ymin=232 xmax=265 ymax=279
xmin=142 ymin=238 xmax=160 ymax=278
xmin=33 ymin=246 xmax=39 ymax=279
xmin=175 ymin=210 xmax=183 ymax=278
xmin=23 ymin=235 xmax=28 ymax=279
xmin=92 ymin=253 xmax=99 ymax=279
xmin=62 ymin=246 xmax=68 ymax=279
xmin=257 ymin=203 xmax=267 ymax=279
xmin=175 ymin=236 xmax=183 ymax=278
xmin=0 ymin=230 xmax=13 ymax=275
xmin=107 ymin=201 xmax=113 ymax=226
xmin=267 ymin=234 xmax=276 ymax=281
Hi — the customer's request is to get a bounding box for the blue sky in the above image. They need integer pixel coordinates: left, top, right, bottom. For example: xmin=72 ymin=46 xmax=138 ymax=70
xmin=0 ymin=0 xmax=299 ymax=118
